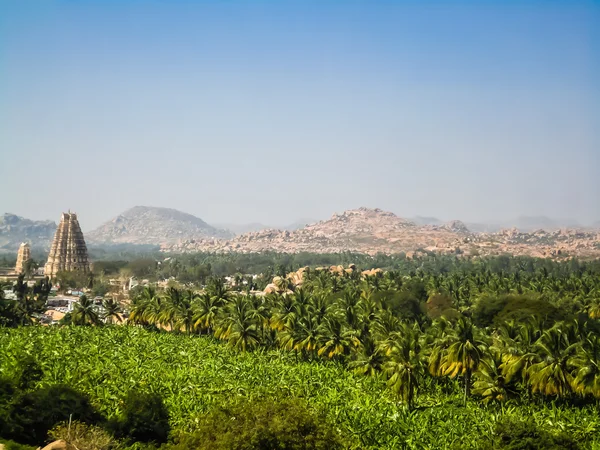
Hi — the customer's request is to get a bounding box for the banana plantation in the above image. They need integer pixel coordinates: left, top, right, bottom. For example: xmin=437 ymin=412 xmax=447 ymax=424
xmin=1 ymin=255 xmax=600 ymax=448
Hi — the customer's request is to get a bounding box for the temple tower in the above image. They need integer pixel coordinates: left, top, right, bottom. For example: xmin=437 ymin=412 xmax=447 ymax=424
xmin=44 ymin=212 xmax=91 ymax=278
xmin=15 ymin=242 xmax=31 ymax=274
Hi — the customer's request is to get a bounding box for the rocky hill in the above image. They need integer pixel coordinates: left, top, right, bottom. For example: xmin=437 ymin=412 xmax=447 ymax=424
xmin=0 ymin=213 xmax=57 ymax=251
xmin=3 ymin=207 xmax=598 ymax=260
xmin=86 ymin=206 xmax=233 ymax=245
xmin=164 ymin=207 xmax=472 ymax=255
xmin=163 ymin=207 xmax=600 ymax=260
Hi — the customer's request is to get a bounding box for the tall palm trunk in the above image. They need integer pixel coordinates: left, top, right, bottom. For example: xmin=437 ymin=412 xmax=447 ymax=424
xmin=464 ymin=368 xmax=471 ymax=406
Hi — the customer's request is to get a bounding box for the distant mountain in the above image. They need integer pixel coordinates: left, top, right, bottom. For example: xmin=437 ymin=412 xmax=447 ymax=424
xmin=511 ymin=216 xmax=582 ymax=231
xmin=213 ymin=223 xmax=271 ymax=235
xmin=281 ymin=218 xmax=318 ymax=231
xmin=0 ymin=213 xmax=57 ymax=251
xmin=215 ymin=218 xmax=318 ymax=235
xmin=86 ymin=206 xmax=233 ymax=244
xmin=411 ymin=216 xmax=443 ymax=226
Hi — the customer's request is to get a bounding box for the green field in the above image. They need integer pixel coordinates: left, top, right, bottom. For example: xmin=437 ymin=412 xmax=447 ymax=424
xmin=1 ymin=326 xmax=599 ymax=449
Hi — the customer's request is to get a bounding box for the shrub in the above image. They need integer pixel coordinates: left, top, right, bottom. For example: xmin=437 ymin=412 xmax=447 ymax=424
xmin=14 ymin=354 xmax=44 ymax=391
xmin=170 ymin=397 xmax=345 ymax=450
xmin=481 ymin=417 xmax=579 ymax=450
xmin=6 ymin=384 xmax=103 ymax=445
xmin=111 ymin=390 xmax=170 ymax=444
xmin=472 ymin=294 xmax=565 ymax=328
xmin=49 ymin=420 xmax=119 ymax=450
xmin=0 ymin=439 xmax=37 ymax=450
xmin=0 ymin=377 xmax=17 ymax=436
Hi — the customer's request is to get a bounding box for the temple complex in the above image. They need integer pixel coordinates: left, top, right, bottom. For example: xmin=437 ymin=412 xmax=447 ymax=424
xmin=44 ymin=212 xmax=91 ymax=278
xmin=14 ymin=242 xmax=31 ymax=274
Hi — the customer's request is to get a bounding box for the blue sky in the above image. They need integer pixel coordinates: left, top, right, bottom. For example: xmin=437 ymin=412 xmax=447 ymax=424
xmin=1 ymin=1 xmax=598 ymax=230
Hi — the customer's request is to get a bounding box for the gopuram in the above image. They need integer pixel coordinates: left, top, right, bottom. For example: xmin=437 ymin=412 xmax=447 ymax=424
xmin=44 ymin=212 xmax=91 ymax=278
xmin=14 ymin=242 xmax=31 ymax=274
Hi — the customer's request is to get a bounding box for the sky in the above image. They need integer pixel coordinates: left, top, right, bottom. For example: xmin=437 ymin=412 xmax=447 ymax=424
xmin=1 ymin=0 xmax=599 ymax=231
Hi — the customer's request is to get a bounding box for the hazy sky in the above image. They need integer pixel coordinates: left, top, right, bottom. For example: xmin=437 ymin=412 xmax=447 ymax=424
xmin=1 ymin=1 xmax=598 ymax=231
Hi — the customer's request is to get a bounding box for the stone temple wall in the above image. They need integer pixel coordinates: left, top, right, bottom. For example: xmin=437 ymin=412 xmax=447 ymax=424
xmin=44 ymin=212 xmax=91 ymax=278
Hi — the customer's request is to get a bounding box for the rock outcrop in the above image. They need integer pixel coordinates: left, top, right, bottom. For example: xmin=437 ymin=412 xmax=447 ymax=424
xmin=163 ymin=207 xmax=600 ymax=260
xmin=165 ymin=207 xmax=468 ymax=255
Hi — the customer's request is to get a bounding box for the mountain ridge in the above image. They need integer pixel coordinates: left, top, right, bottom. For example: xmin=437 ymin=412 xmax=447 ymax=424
xmin=0 ymin=213 xmax=57 ymax=251
xmin=165 ymin=207 xmax=600 ymax=259
xmin=2 ymin=207 xmax=599 ymax=259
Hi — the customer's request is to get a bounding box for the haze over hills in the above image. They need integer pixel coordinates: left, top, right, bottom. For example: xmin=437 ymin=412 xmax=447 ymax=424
xmin=0 ymin=213 xmax=57 ymax=251
xmin=1 ymin=206 xmax=599 ymax=259
xmin=166 ymin=207 xmax=600 ymax=259
xmin=86 ymin=206 xmax=233 ymax=245
xmin=214 ymin=218 xmax=317 ymax=235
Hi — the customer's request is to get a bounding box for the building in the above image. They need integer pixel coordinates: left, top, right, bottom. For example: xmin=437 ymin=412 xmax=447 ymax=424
xmin=44 ymin=212 xmax=91 ymax=278
xmin=15 ymin=242 xmax=31 ymax=274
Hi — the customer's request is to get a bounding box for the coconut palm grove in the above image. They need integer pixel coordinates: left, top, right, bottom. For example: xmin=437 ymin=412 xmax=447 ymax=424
xmin=1 ymin=254 xmax=600 ymax=449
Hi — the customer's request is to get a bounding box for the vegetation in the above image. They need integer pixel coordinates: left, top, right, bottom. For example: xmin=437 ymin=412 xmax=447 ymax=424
xmin=0 ymin=274 xmax=50 ymax=327
xmin=1 ymin=254 xmax=600 ymax=448
xmin=172 ymin=397 xmax=344 ymax=450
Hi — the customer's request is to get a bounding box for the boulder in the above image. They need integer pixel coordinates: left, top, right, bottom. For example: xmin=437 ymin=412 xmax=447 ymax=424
xmin=40 ymin=441 xmax=73 ymax=450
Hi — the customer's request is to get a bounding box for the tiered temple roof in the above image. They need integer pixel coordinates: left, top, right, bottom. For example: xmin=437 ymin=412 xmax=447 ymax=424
xmin=15 ymin=242 xmax=31 ymax=274
xmin=44 ymin=212 xmax=90 ymax=278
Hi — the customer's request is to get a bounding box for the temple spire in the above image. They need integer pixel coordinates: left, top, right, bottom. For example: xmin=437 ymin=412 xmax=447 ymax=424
xmin=44 ymin=212 xmax=90 ymax=278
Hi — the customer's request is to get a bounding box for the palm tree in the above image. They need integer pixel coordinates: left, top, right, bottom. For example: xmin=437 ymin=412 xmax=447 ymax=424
xmin=72 ymin=295 xmax=100 ymax=326
xmin=23 ymin=259 xmax=39 ymax=279
xmin=205 ymin=277 xmax=232 ymax=304
xmin=270 ymin=294 xmax=297 ymax=332
xmin=338 ymin=288 xmax=361 ymax=330
xmin=171 ymin=289 xmax=196 ymax=334
xmin=216 ymin=296 xmax=260 ymax=352
xmin=426 ymin=317 xmax=453 ymax=377
xmin=294 ymin=315 xmax=321 ymax=357
xmin=499 ymin=319 xmax=541 ymax=394
xmin=571 ymin=330 xmax=600 ymax=398
xmin=439 ymin=317 xmax=485 ymax=405
xmin=382 ymin=323 xmax=422 ymax=409
xmin=349 ymin=333 xmax=386 ymax=377
xmin=162 ymin=287 xmax=185 ymax=331
xmin=527 ymin=323 xmax=578 ymax=398
xmin=102 ymin=298 xmax=122 ymax=324
xmin=473 ymin=348 xmax=518 ymax=404
xmin=193 ymin=292 xmax=224 ymax=334
xmin=129 ymin=286 xmax=158 ymax=326
xmin=87 ymin=271 xmax=95 ymax=289
xmin=317 ymin=316 xmax=357 ymax=360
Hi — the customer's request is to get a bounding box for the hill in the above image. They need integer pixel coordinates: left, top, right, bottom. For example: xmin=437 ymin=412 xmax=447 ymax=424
xmin=164 ymin=207 xmax=600 ymax=259
xmin=86 ymin=206 xmax=233 ymax=245
xmin=166 ymin=207 xmax=470 ymax=255
xmin=0 ymin=213 xmax=56 ymax=251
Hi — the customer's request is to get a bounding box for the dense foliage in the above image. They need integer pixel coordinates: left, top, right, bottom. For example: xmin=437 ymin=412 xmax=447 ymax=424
xmin=2 ymin=254 xmax=600 ymax=448
xmin=1 ymin=326 xmax=598 ymax=449
xmin=0 ymin=275 xmax=50 ymax=327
